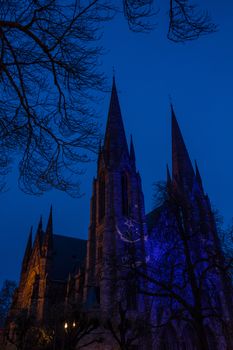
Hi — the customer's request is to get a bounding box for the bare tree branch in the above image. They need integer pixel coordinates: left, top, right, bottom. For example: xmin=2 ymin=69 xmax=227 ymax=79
xmin=0 ymin=0 xmax=216 ymax=195
xmin=168 ymin=0 xmax=217 ymax=42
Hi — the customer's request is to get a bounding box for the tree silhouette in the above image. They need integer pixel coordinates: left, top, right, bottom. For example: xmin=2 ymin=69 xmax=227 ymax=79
xmin=0 ymin=280 xmax=16 ymax=327
xmin=127 ymin=182 xmax=233 ymax=350
xmin=0 ymin=0 xmax=216 ymax=195
xmin=105 ymin=300 xmax=149 ymax=350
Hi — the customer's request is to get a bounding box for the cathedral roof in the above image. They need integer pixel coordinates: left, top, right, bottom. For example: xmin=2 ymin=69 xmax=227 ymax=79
xmin=50 ymin=234 xmax=87 ymax=281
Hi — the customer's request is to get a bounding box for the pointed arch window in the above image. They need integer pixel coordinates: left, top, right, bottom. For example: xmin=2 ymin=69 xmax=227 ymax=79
xmin=98 ymin=173 xmax=105 ymax=222
xmin=121 ymin=173 xmax=129 ymax=216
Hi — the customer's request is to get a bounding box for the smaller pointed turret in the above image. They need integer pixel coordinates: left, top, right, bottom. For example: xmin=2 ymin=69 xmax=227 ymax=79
xmin=46 ymin=206 xmax=53 ymax=235
xmin=195 ymin=160 xmax=204 ymax=194
xmin=34 ymin=216 xmax=43 ymax=252
xmin=43 ymin=206 xmax=53 ymax=253
xmin=130 ymin=135 xmax=136 ymax=167
xmin=21 ymin=227 xmax=32 ymax=273
xmin=171 ymin=104 xmax=195 ymax=191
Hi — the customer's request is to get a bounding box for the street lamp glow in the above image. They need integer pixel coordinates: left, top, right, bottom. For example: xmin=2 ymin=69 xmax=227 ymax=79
xmin=64 ymin=322 xmax=68 ymax=329
xmin=72 ymin=321 xmax=76 ymax=328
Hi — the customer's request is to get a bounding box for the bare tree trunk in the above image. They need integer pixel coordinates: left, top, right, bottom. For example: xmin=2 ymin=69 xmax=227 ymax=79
xmin=194 ymin=316 xmax=209 ymax=350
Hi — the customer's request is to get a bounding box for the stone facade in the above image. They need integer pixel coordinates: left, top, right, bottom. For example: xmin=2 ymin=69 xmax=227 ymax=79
xmin=7 ymin=78 xmax=233 ymax=349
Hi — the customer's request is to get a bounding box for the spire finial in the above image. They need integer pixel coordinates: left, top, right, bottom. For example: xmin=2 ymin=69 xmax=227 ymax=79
xmin=170 ymin=102 xmax=175 ymax=117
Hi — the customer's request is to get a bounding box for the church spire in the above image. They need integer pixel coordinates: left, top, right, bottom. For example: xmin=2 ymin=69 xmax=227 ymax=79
xmin=46 ymin=206 xmax=53 ymax=235
xmin=21 ymin=227 xmax=32 ymax=272
xmin=171 ymin=104 xmax=195 ymax=190
xmin=34 ymin=216 xmax=43 ymax=252
xmin=103 ymin=77 xmax=129 ymax=165
xmin=43 ymin=206 xmax=53 ymax=252
xmin=166 ymin=164 xmax=173 ymax=194
xmin=130 ymin=134 xmax=136 ymax=166
xmin=195 ymin=160 xmax=204 ymax=194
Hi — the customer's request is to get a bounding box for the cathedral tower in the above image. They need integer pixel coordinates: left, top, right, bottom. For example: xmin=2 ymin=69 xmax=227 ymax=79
xmin=170 ymin=107 xmax=233 ymax=325
xmin=84 ymin=78 xmax=147 ymax=315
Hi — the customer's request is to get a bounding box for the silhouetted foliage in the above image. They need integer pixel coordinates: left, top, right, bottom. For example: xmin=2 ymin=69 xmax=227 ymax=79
xmin=5 ymin=309 xmax=52 ymax=350
xmin=5 ymin=302 xmax=102 ymax=350
xmin=0 ymin=0 xmax=216 ymax=195
xmin=0 ymin=280 xmax=16 ymax=327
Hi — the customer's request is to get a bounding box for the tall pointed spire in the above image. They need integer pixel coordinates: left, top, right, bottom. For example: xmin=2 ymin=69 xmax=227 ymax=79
xmin=171 ymin=104 xmax=195 ymax=190
xmin=21 ymin=227 xmax=32 ymax=272
xmin=103 ymin=77 xmax=129 ymax=165
xmin=195 ymin=160 xmax=204 ymax=193
xmin=130 ymin=134 xmax=136 ymax=164
xmin=43 ymin=206 xmax=53 ymax=255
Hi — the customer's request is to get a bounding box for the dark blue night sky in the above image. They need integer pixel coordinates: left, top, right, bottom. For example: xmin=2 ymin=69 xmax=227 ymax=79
xmin=1 ymin=1 xmax=233 ymax=287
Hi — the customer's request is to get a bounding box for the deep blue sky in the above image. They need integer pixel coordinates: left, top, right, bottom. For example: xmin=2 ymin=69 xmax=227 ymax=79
xmin=1 ymin=1 xmax=233 ymax=287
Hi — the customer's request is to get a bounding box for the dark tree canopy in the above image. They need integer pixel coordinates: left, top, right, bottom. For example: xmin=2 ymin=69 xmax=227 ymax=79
xmin=0 ymin=0 xmax=110 ymax=196
xmin=0 ymin=0 xmax=216 ymax=196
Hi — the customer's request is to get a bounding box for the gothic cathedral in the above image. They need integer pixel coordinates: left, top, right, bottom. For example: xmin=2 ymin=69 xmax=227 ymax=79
xmin=7 ymin=78 xmax=233 ymax=350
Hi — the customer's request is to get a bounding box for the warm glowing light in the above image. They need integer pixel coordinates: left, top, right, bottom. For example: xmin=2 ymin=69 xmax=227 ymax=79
xmin=72 ymin=321 xmax=76 ymax=328
xmin=64 ymin=322 xmax=68 ymax=329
